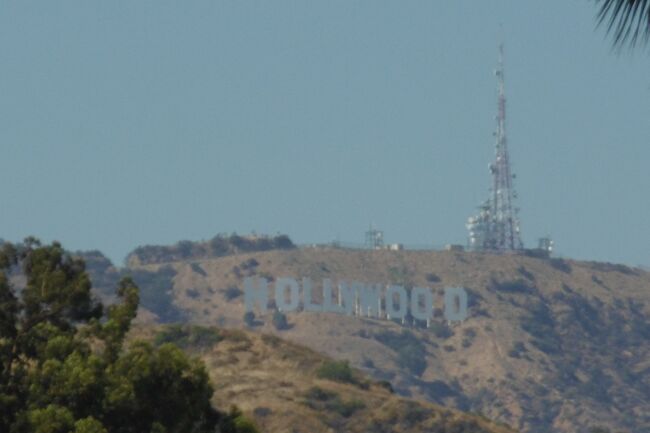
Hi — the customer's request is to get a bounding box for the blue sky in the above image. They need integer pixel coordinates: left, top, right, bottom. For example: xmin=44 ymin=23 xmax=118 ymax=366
xmin=1 ymin=1 xmax=649 ymax=266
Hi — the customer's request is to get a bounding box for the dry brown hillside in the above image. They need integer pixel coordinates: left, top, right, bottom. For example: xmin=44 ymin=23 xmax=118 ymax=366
xmin=133 ymin=324 xmax=517 ymax=433
xmin=86 ymin=246 xmax=650 ymax=433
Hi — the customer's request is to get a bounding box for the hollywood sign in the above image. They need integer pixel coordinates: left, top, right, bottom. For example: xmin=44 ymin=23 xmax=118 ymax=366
xmin=244 ymin=277 xmax=468 ymax=324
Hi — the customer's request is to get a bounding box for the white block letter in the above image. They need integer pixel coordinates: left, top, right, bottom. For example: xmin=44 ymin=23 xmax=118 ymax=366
xmin=303 ymin=278 xmax=322 ymax=312
xmin=386 ymin=285 xmax=407 ymax=319
xmin=444 ymin=287 xmax=468 ymax=321
xmin=411 ymin=286 xmax=434 ymax=321
xmin=358 ymin=284 xmax=382 ymax=318
xmin=275 ymin=277 xmax=299 ymax=312
xmin=323 ymin=279 xmax=344 ymax=313
xmin=244 ymin=277 xmax=268 ymax=313
xmin=338 ymin=281 xmax=357 ymax=315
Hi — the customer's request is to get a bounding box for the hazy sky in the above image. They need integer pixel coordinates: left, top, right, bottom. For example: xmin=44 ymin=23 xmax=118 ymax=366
xmin=1 ymin=1 xmax=649 ymax=266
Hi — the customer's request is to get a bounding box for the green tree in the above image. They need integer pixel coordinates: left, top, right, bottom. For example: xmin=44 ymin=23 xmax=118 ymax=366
xmin=98 ymin=277 xmax=139 ymax=363
xmin=0 ymin=240 xmax=258 ymax=433
xmin=27 ymin=405 xmax=74 ymax=433
xmin=74 ymin=417 xmax=108 ymax=433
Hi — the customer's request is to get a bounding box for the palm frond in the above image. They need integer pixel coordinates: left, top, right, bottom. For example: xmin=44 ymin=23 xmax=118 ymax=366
xmin=595 ymin=0 xmax=650 ymax=47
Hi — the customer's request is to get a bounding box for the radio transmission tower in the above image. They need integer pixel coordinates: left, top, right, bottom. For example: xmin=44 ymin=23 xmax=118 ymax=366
xmin=467 ymin=44 xmax=523 ymax=252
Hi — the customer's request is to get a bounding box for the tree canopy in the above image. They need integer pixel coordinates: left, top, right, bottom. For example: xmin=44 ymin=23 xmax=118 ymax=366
xmin=0 ymin=239 xmax=257 ymax=433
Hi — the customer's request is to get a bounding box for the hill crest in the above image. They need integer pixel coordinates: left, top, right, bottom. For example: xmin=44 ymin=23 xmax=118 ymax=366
xmin=84 ymin=246 xmax=650 ymax=433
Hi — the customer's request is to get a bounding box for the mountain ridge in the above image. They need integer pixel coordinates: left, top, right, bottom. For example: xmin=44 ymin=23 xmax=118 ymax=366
xmin=81 ymin=244 xmax=650 ymax=433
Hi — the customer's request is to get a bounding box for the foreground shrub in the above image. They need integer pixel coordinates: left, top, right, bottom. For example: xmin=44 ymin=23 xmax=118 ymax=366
xmin=272 ymin=310 xmax=290 ymax=330
xmin=316 ymin=360 xmax=356 ymax=384
xmin=243 ymin=311 xmax=257 ymax=327
xmin=154 ymin=324 xmax=222 ymax=349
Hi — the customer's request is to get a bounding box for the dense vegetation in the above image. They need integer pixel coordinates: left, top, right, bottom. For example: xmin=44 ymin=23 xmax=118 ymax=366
xmin=78 ymin=252 xmax=183 ymax=323
xmin=154 ymin=324 xmax=223 ymax=350
xmin=126 ymin=233 xmax=295 ymax=265
xmin=0 ymin=239 xmax=257 ymax=433
xmin=316 ymin=360 xmax=357 ymax=384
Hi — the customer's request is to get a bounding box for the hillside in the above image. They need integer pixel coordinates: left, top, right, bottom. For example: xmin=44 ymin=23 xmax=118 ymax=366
xmin=85 ymin=246 xmax=650 ymax=433
xmin=134 ymin=324 xmax=517 ymax=433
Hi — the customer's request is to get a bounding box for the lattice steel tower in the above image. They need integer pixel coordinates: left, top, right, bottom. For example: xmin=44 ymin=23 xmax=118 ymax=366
xmin=467 ymin=44 xmax=523 ymax=252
